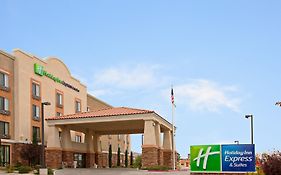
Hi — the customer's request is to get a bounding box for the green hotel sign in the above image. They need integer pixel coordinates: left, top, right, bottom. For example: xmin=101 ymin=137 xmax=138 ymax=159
xmin=190 ymin=144 xmax=256 ymax=173
xmin=190 ymin=145 xmax=221 ymax=172
xmin=34 ymin=63 xmax=80 ymax=92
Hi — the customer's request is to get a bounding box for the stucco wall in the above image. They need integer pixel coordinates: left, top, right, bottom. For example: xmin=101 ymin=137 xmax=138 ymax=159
xmin=13 ymin=49 xmax=87 ymax=143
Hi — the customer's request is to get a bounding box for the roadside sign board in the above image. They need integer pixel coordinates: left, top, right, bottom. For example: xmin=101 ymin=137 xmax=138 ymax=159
xmin=190 ymin=144 xmax=255 ymax=173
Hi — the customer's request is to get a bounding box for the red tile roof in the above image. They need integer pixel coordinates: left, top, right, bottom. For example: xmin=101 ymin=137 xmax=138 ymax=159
xmin=46 ymin=107 xmax=154 ymax=120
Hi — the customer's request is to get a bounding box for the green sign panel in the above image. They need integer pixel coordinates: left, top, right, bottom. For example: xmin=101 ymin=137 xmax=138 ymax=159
xmin=34 ymin=63 xmax=80 ymax=92
xmin=190 ymin=145 xmax=221 ymax=172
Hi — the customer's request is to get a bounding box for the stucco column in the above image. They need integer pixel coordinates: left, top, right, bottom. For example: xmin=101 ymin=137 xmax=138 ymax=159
xmin=85 ymin=129 xmax=95 ymax=168
xmin=143 ymin=120 xmax=157 ymax=146
xmin=46 ymin=125 xmax=62 ymax=168
xmin=61 ymin=126 xmax=74 ymax=167
xmin=163 ymin=130 xmax=172 ymax=150
xmin=61 ymin=126 xmax=73 ymax=150
xmin=93 ymin=133 xmax=102 ymax=167
xmin=142 ymin=120 xmax=161 ymax=168
xmin=163 ymin=130 xmax=173 ymax=168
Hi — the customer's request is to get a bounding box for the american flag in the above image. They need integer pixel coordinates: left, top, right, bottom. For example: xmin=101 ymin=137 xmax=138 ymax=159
xmin=171 ymin=88 xmax=174 ymax=105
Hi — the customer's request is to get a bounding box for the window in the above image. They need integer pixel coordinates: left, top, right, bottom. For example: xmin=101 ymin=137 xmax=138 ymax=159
xmin=32 ymin=126 xmax=40 ymax=141
xmin=87 ymin=106 xmax=90 ymax=112
xmin=75 ymin=100 xmax=81 ymax=113
xmin=0 ymin=72 xmax=8 ymax=88
xmin=118 ymin=134 xmax=121 ymax=141
xmin=32 ymin=83 xmax=40 ymax=98
xmin=0 ymin=97 xmax=9 ymax=115
xmin=56 ymin=112 xmax=62 ymax=117
xmin=32 ymin=105 xmax=40 ymax=120
xmin=0 ymin=145 xmax=10 ymax=166
xmin=75 ymin=135 xmax=82 ymax=143
xmin=56 ymin=93 xmax=63 ymax=107
xmin=0 ymin=97 xmax=9 ymax=111
xmin=0 ymin=121 xmax=9 ymax=137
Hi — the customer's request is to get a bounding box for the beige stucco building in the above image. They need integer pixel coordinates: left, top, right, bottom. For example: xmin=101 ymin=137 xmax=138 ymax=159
xmin=0 ymin=49 xmax=175 ymax=169
xmin=0 ymin=49 xmax=131 ymax=167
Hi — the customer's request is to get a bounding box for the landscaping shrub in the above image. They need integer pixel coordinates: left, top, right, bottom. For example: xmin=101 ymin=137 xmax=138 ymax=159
xmin=14 ymin=162 xmax=22 ymax=170
xmin=108 ymin=144 xmax=112 ymax=168
xmin=48 ymin=168 xmax=54 ymax=175
xmin=18 ymin=166 xmax=32 ymax=174
xmin=132 ymin=155 xmax=142 ymax=169
xmin=125 ymin=149 xmax=128 ymax=167
xmin=6 ymin=165 xmax=14 ymax=173
xmin=260 ymin=151 xmax=281 ymax=175
xmin=143 ymin=165 xmax=170 ymax=171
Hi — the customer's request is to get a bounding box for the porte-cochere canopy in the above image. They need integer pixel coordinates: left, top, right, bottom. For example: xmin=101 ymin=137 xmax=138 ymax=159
xmin=45 ymin=107 xmax=175 ymax=168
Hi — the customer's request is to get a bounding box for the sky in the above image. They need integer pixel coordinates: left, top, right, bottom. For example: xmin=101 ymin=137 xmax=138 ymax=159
xmin=1 ymin=0 xmax=281 ymax=158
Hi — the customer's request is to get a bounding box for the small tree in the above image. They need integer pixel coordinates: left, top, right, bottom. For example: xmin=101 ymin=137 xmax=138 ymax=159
xmin=108 ymin=144 xmax=112 ymax=168
xmin=133 ymin=155 xmax=142 ymax=169
xmin=20 ymin=132 xmax=40 ymax=166
xmin=125 ymin=149 xmax=128 ymax=167
xmin=260 ymin=151 xmax=281 ymax=175
xmin=130 ymin=151 xmax=133 ymax=166
xmin=117 ymin=147 xmax=121 ymax=166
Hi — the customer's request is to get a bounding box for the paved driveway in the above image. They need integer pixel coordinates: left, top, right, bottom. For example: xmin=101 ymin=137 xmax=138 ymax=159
xmin=55 ymin=168 xmax=190 ymax=175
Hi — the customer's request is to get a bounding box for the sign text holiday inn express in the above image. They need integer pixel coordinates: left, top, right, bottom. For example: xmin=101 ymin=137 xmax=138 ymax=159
xmin=190 ymin=144 xmax=256 ymax=173
xmin=34 ymin=63 xmax=80 ymax=92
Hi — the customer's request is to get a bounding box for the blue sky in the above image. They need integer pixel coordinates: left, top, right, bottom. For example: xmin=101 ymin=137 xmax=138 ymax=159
xmin=1 ymin=0 xmax=281 ymax=158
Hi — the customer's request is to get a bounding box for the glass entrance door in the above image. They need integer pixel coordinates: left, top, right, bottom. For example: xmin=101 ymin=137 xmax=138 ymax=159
xmin=73 ymin=153 xmax=85 ymax=168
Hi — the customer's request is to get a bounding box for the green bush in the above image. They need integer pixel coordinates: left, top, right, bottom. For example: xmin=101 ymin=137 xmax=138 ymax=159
xmin=48 ymin=168 xmax=54 ymax=175
xmin=14 ymin=162 xmax=22 ymax=170
xmin=18 ymin=166 xmax=32 ymax=174
xmin=143 ymin=165 xmax=170 ymax=171
xmin=132 ymin=155 xmax=142 ymax=169
xmin=6 ymin=165 xmax=14 ymax=173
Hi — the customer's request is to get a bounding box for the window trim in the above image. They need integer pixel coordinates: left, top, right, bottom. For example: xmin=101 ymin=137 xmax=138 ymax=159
xmin=32 ymin=82 xmax=41 ymax=100
xmin=56 ymin=92 xmax=63 ymax=108
xmin=0 ymin=121 xmax=10 ymax=137
xmin=0 ymin=71 xmax=9 ymax=91
xmin=32 ymin=126 xmax=41 ymax=141
xmin=0 ymin=97 xmax=10 ymax=116
xmin=75 ymin=99 xmax=81 ymax=113
xmin=32 ymin=104 xmax=40 ymax=121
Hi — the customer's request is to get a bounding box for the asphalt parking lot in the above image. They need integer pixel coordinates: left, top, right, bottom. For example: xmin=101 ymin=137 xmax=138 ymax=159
xmin=54 ymin=168 xmax=190 ymax=175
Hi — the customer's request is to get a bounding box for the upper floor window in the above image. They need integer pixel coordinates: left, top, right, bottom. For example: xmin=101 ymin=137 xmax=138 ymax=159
xmin=0 ymin=97 xmax=9 ymax=115
xmin=75 ymin=135 xmax=82 ymax=143
xmin=87 ymin=106 xmax=90 ymax=112
xmin=75 ymin=100 xmax=81 ymax=113
xmin=32 ymin=105 xmax=40 ymax=121
xmin=32 ymin=83 xmax=40 ymax=99
xmin=56 ymin=92 xmax=63 ymax=107
xmin=56 ymin=112 xmax=62 ymax=117
xmin=0 ymin=121 xmax=9 ymax=138
xmin=0 ymin=72 xmax=9 ymax=88
xmin=32 ymin=126 xmax=40 ymax=141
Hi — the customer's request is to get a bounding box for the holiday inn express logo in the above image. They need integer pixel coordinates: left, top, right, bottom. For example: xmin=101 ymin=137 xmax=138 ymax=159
xmin=34 ymin=63 xmax=80 ymax=92
xmin=190 ymin=144 xmax=256 ymax=173
xmin=191 ymin=145 xmax=221 ymax=172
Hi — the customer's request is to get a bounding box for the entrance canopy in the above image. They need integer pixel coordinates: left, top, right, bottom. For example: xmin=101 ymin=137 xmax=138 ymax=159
xmin=45 ymin=107 xmax=175 ymax=169
xmin=46 ymin=107 xmax=173 ymax=135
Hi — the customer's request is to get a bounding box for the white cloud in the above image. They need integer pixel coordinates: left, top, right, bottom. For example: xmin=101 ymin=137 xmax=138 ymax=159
xmin=94 ymin=64 xmax=163 ymax=89
xmin=173 ymin=79 xmax=240 ymax=112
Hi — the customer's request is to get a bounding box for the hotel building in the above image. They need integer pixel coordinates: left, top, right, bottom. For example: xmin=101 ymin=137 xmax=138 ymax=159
xmin=0 ymin=49 xmax=175 ymax=169
xmin=0 ymin=49 xmax=130 ymax=168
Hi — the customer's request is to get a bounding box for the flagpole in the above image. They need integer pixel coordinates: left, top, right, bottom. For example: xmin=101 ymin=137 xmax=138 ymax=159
xmin=172 ymin=101 xmax=176 ymax=170
xmin=171 ymin=86 xmax=176 ymax=170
